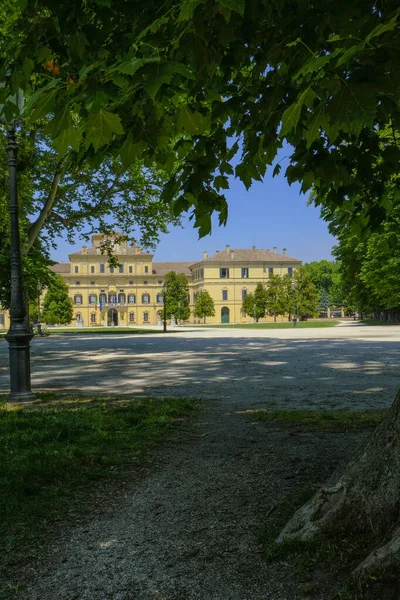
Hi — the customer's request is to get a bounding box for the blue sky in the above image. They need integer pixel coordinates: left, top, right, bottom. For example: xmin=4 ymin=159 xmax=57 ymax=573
xmin=51 ymin=161 xmax=336 ymax=265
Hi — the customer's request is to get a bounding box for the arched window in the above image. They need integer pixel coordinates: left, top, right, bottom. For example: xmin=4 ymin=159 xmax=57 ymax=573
xmin=143 ymin=311 xmax=149 ymax=322
xmin=142 ymin=294 xmax=150 ymax=304
xmin=128 ymin=294 xmax=136 ymax=304
xmin=89 ymin=294 xmax=97 ymax=304
xmin=118 ymin=293 xmax=126 ymax=304
xmin=90 ymin=312 xmax=97 ymax=324
xmin=129 ymin=312 xmax=135 ymax=323
xmin=156 ymin=294 xmax=163 ymax=304
xmin=74 ymin=294 xmax=83 ymax=304
xmin=108 ymin=293 xmax=116 ymax=304
xmin=99 ymin=293 xmax=107 ymax=304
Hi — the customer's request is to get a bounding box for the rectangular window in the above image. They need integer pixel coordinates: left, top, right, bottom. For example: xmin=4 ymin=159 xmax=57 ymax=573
xmin=129 ymin=312 xmax=135 ymax=323
xmin=158 ymin=281 xmax=162 ymax=285
xmin=242 ymin=289 xmax=247 ymax=300
xmin=222 ymin=289 xmax=228 ymax=301
xmin=241 ymin=267 xmax=249 ymax=278
xmin=156 ymin=294 xmax=164 ymax=304
xmin=143 ymin=280 xmax=148 ymax=285
xmin=128 ymin=294 xmax=136 ymax=304
xmin=269 ymin=267 xmax=274 ymax=276
xmin=89 ymin=295 xmax=97 ymax=304
xmin=288 ymin=267 xmax=293 ymax=277
xmin=91 ymin=266 xmax=95 ymax=274
xmin=129 ymin=280 xmax=134 ymax=285
xmin=74 ymin=295 xmax=82 ymax=304
xmin=220 ymin=268 xmax=230 ymax=279
xmin=119 ymin=265 xmax=124 ymax=273
xmin=129 ymin=266 xmax=133 ymax=274
xmin=110 ymin=267 xmax=114 ymax=274
xmin=76 ymin=281 xmax=80 ymax=285
xmin=143 ymin=312 xmax=149 ymax=322
xmin=142 ymin=294 xmax=150 ymax=304
xmin=74 ymin=266 xmax=79 ymax=273
xmin=144 ymin=266 xmax=149 ymax=273
xmin=90 ymin=313 xmax=96 ymax=324
xmin=90 ymin=281 xmax=95 ymax=285
xmin=100 ymin=264 xmax=105 ymax=273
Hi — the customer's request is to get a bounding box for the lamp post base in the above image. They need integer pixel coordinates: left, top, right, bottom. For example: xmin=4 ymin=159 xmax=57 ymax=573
xmin=5 ymin=327 xmax=35 ymax=402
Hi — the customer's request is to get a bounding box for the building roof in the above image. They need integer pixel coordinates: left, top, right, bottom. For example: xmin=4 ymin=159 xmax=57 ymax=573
xmin=192 ymin=248 xmax=301 ymax=266
xmin=152 ymin=262 xmax=193 ymax=277
xmin=50 ymin=263 xmax=70 ymax=274
xmin=68 ymin=247 xmax=153 ymax=258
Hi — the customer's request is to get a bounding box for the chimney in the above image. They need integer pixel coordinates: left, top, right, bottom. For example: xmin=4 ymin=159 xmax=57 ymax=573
xmin=226 ymin=244 xmax=230 ymax=256
xmin=273 ymin=246 xmax=277 ymax=254
xmin=82 ymin=246 xmax=87 ymax=254
xmin=203 ymin=251 xmax=208 ymax=260
xmin=282 ymin=248 xmax=287 ymax=256
xmin=252 ymin=245 xmax=256 ymax=251
xmin=231 ymin=250 xmax=235 ymax=260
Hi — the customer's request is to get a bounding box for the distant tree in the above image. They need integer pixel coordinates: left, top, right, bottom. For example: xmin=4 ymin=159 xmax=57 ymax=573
xmin=303 ymin=260 xmax=345 ymax=307
xmin=242 ymin=283 xmax=268 ymax=322
xmin=265 ymin=275 xmax=286 ymax=322
xmin=318 ymin=288 xmax=331 ymax=313
xmin=193 ymin=290 xmax=215 ymax=323
xmin=293 ymin=268 xmax=320 ymax=320
xmin=41 ymin=275 xmax=73 ymax=325
xmin=164 ymin=272 xmax=190 ymax=321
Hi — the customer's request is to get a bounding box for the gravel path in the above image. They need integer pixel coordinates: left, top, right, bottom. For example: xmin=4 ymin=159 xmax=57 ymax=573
xmin=1 ymin=324 xmax=399 ymax=410
xmin=17 ymin=402 xmax=366 ymax=600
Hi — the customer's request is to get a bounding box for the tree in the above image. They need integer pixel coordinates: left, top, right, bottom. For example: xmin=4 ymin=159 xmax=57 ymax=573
xmin=3 ymin=0 xmax=400 ymax=576
xmin=265 ymin=276 xmax=286 ymax=322
xmin=303 ymin=261 xmax=344 ymax=307
xmin=318 ymin=288 xmax=331 ymax=314
xmin=292 ymin=268 xmax=320 ymax=320
xmin=2 ymin=1 xmax=399 ymax=238
xmin=0 ymin=121 xmax=180 ymax=310
xmin=242 ymin=283 xmax=268 ymax=322
xmin=41 ymin=274 xmax=73 ymax=325
xmin=164 ymin=272 xmax=190 ymax=322
xmin=193 ymin=290 xmax=215 ymax=323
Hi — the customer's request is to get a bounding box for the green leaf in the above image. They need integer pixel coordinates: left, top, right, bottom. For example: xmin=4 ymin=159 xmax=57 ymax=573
xmin=25 ymin=79 xmax=60 ymax=121
xmin=272 ymin=163 xmax=281 ymax=177
xmin=115 ymin=57 xmax=160 ymax=76
xmin=218 ymin=0 xmax=245 ymax=16
xmin=68 ymin=31 xmax=89 ymax=58
xmin=176 ymin=107 xmax=210 ymax=135
xmin=280 ymin=87 xmax=317 ymax=136
xmin=86 ymin=109 xmax=124 ymax=150
xmin=293 ymin=49 xmax=342 ymax=80
xmin=177 ymin=0 xmax=206 ymax=22
xmin=35 ymin=47 xmax=52 ymax=62
xmin=53 ymin=127 xmax=82 ymax=155
xmin=23 ymin=58 xmax=34 ymax=79
xmin=366 ymin=11 xmax=399 ymax=42
xmin=214 ymin=175 xmax=230 ymax=190
xmin=120 ymin=136 xmax=147 ymax=169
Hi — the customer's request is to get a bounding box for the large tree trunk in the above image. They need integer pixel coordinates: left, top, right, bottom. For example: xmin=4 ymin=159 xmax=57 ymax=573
xmin=277 ymin=390 xmax=400 ymax=575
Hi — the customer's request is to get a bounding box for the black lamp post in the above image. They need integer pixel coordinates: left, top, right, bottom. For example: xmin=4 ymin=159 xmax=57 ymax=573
xmin=291 ymin=280 xmax=298 ymax=328
xmin=5 ymin=120 xmax=35 ymax=401
xmin=37 ymin=280 xmax=42 ymax=336
xmin=162 ymin=283 xmax=167 ymax=333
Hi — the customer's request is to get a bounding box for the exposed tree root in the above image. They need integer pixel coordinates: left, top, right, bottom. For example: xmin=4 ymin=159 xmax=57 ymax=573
xmin=276 ymin=390 xmax=400 ymax=575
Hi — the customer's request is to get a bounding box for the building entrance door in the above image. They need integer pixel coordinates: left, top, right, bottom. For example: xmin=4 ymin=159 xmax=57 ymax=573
xmin=221 ymin=306 xmax=230 ymax=324
xmin=108 ymin=308 xmax=118 ymax=326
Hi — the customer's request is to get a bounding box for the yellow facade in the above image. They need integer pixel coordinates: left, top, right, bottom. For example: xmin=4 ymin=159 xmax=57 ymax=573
xmin=0 ymin=237 xmax=301 ymax=328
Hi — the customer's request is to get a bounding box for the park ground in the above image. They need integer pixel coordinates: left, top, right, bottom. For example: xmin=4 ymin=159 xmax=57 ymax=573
xmin=1 ymin=323 xmax=400 ymax=599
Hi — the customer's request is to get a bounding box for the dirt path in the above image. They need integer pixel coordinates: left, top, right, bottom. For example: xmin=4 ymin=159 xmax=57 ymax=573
xmin=18 ymin=400 xmax=366 ymax=600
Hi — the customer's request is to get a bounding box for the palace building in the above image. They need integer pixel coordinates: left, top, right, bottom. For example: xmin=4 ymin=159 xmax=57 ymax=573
xmin=0 ymin=235 xmax=301 ymax=328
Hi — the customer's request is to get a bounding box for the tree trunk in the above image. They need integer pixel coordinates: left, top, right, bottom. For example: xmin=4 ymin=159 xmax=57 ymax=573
xmin=277 ymin=389 xmax=400 ymax=575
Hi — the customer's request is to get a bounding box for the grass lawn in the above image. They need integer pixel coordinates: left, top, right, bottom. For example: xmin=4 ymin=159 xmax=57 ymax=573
xmin=0 ymin=393 xmax=196 ymax=596
xmin=44 ymin=327 xmax=166 ymax=335
xmin=249 ymin=407 xmax=385 ymax=431
xmin=361 ymin=319 xmax=400 ymax=326
xmin=192 ymin=320 xmax=340 ymax=329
